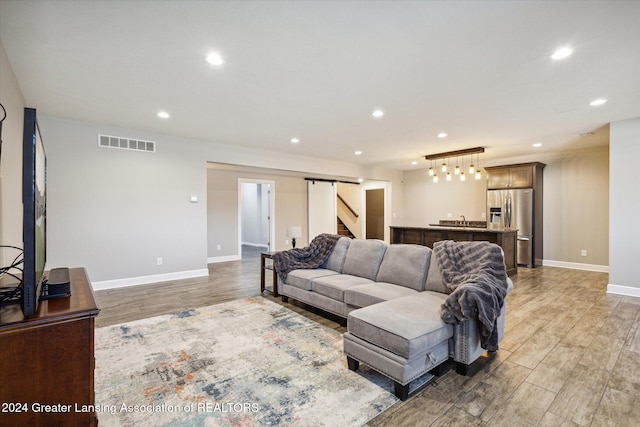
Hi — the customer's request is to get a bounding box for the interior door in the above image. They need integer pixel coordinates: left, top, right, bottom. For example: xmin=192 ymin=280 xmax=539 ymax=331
xmin=365 ymin=188 xmax=384 ymax=240
xmin=307 ymin=180 xmax=337 ymax=241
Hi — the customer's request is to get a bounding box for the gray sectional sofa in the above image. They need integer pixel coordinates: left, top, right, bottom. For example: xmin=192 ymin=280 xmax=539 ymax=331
xmin=279 ymin=236 xmax=513 ymax=400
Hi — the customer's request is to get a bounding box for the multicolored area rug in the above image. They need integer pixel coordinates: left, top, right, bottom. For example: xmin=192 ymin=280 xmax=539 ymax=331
xmin=94 ymin=297 xmax=398 ymax=426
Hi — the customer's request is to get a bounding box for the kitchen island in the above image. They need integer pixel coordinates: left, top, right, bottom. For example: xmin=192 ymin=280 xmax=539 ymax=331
xmin=390 ymin=226 xmax=518 ymax=276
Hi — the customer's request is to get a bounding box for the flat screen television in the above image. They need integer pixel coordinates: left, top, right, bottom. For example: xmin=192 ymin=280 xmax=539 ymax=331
xmin=21 ymin=107 xmax=46 ymax=317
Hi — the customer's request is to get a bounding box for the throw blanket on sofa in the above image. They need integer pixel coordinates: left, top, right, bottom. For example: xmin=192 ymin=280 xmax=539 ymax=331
xmin=273 ymin=233 xmax=342 ymax=281
xmin=433 ymin=240 xmax=509 ymax=351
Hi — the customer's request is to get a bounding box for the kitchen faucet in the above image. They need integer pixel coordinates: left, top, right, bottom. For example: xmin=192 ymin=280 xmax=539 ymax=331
xmin=459 ymin=215 xmax=467 ymax=226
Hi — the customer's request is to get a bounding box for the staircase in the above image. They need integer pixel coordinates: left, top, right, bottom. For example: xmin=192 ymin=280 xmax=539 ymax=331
xmin=337 ymin=217 xmax=356 ymax=239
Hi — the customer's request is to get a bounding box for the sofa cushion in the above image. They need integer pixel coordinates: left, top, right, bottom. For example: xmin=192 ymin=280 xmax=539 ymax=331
xmin=347 ymin=292 xmax=453 ymax=360
xmin=425 ymin=254 xmax=451 ymax=294
xmin=322 ymin=236 xmax=351 ymax=273
xmin=341 ymin=239 xmax=387 ymax=281
xmin=344 ymin=283 xmax=418 ymax=308
xmin=286 ymin=269 xmax=339 ymax=291
xmin=376 ymin=244 xmax=432 ymax=291
xmin=311 ymin=274 xmax=373 ymax=301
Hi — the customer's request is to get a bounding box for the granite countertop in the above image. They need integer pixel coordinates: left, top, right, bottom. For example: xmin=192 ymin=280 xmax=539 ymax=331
xmin=424 ymin=225 xmax=518 ymax=233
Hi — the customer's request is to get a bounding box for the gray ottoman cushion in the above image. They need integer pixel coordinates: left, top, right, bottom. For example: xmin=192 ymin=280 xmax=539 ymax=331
xmin=311 ymin=274 xmax=373 ymax=301
xmin=376 ymin=244 xmax=432 ymax=291
xmin=347 ymin=292 xmax=453 ymax=359
xmin=344 ymin=283 xmax=418 ymax=308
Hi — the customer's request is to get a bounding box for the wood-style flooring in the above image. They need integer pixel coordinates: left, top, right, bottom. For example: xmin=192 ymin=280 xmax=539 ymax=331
xmin=94 ymin=252 xmax=640 ymax=426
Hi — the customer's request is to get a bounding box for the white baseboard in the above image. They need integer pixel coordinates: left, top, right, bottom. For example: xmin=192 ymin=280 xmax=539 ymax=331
xmin=541 ymin=259 xmax=609 ymax=273
xmin=607 ymin=284 xmax=640 ymax=298
xmin=92 ymin=268 xmax=209 ymax=291
xmin=207 ymin=255 xmax=241 ymax=264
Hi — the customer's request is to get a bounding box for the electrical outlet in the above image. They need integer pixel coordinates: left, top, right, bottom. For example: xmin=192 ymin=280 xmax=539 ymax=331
xmin=447 ymin=213 xmax=452 ymax=218
xmin=581 ymin=249 xmax=587 ymax=257
xmin=481 ymin=212 xmax=486 ymax=219
xmin=217 ymin=244 xmax=221 ymax=251
xmin=157 ymin=257 xmax=163 ymax=265
xmin=285 ymin=239 xmax=290 ymax=245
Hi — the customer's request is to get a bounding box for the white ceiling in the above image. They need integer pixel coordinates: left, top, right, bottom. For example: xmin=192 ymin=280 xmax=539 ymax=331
xmin=1 ymin=0 xmax=639 ymax=170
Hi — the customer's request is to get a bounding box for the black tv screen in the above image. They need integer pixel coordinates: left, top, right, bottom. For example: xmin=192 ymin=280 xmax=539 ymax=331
xmin=22 ymin=108 xmax=46 ymax=317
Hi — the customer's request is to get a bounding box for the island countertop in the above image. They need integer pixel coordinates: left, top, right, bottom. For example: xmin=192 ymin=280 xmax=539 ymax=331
xmin=422 ymin=225 xmax=519 ymax=233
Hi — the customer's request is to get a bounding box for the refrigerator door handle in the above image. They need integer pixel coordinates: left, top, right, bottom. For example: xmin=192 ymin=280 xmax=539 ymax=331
xmin=517 ymin=236 xmax=531 ymax=241
xmin=504 ymin=196 xmax=512 ymax=228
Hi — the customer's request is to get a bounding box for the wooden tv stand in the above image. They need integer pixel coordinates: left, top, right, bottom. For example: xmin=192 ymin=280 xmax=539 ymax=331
xmin=0 ymin=268 xmax=99 ymax=427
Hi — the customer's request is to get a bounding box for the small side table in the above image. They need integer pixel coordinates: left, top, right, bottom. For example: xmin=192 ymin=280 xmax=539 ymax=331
xmin=260 ymin=252 xmax=279 ymax=297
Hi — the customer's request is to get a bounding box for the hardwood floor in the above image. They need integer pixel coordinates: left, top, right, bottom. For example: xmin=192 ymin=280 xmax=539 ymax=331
xmin=94 ymin=262 xmax=640 ymax=426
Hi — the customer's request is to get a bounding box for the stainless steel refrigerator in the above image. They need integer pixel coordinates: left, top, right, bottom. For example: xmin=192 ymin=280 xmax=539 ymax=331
xmin=487 ymin=189 xmax=534 ymax=267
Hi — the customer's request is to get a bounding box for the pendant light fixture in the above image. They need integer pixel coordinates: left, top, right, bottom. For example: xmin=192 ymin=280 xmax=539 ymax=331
xmin=424 ymin=147 xmax=485 ymax=184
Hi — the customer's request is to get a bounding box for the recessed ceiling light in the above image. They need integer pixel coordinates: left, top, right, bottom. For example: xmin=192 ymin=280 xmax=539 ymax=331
xmin=532 ymin=143 xmax=543 ymax=148
xmin=355 ymin=150 xmax=362 ymax=155
xmin=437 ymin=132 xmax=448 ymax=138
xmin=291 ymin=138 xmax=300 ymax=144
xmin=411 ymin=161 xmax=418 ymax=165
xmin=206 ymin=52 xmax=224 ymax=66
xmin=550 ymin=47 xmax=573 ymax=60
xmin=358 ymin=178 xmax=364 ymax=183
xmin=589 ymin=98 xmax=607 ymax=106
xmin=157 ymin=111 xmax=170 ymax=119
xmin=372 ymin=109 xmax=384 ymax=118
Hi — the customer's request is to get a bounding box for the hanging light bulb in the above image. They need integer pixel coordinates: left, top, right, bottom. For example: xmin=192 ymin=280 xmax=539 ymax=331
xmin=460 ymin=171 xmax=466 ymax=181
xmin=469 ymin=154 xmax=475 ymax=175
xmin=454 ymin=156 xmax=461 ymax=175
xmin=441 ymin=158 xmax=448 ymax=173
xmin=428 ymin=160 xmax=434 ymax=176
xmin=446 ymin=171 xmax=452 ymax=181
xmin=475 ymin=153 xmax=482 ymax=180
xmin=433 ymin=174 xmax=439 ymax=183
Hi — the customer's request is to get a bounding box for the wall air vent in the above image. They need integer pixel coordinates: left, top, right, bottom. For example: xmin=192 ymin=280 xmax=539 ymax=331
xmin=98 ymin=134 xmax=156 ymax=153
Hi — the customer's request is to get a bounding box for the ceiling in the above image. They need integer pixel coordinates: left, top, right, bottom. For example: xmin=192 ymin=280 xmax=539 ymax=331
xmin=1 ymin=0 xmax=639 ymax=171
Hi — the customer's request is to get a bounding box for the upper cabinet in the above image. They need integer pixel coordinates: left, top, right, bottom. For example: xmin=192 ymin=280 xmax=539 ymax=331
xmin=485 ymin=162 xmax=545 ymax=189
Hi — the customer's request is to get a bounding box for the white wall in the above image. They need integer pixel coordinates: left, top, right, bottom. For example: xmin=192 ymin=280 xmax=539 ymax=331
xmin=609 ymin=117 xmax=640 ymax=294
xmin=402 ymin=169 xmax=487 ymax=226
xmin=542 ymin=147 xmax=609 ymax=267
xmin=0 ymin=40 xmax=26 ymax=267
xmin=40 ymin=116 xmax=209 ymax=288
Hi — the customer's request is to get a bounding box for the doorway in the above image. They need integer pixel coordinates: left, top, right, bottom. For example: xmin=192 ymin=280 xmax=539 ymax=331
xmin=239 ymin=179 xmax=275 ymax=260
xmin=365 ymin=188 xmax=385 ymax=240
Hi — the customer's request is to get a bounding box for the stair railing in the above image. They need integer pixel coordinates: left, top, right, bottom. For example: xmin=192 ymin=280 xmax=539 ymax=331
xmin=337 ymin=193 xmax=359 ymax=218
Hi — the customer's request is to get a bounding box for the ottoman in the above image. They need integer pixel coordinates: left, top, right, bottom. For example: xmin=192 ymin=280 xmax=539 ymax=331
xmin=343 ymin=292 xmax=453 ymax=400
